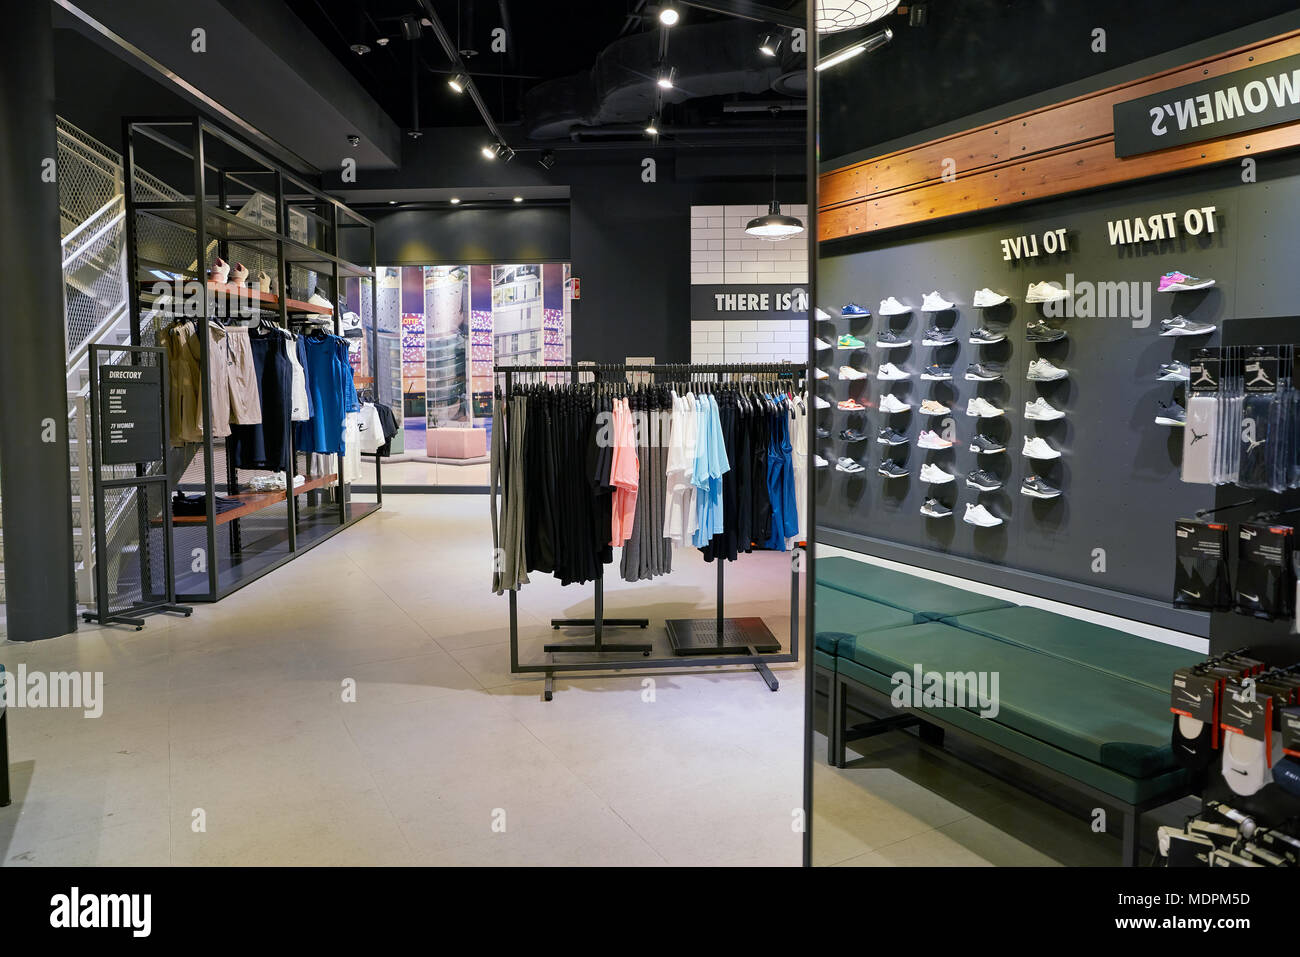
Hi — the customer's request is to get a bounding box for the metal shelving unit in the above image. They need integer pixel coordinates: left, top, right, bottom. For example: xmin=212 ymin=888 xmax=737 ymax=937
xmin=121 ymin=116 xmax=383 ymax=602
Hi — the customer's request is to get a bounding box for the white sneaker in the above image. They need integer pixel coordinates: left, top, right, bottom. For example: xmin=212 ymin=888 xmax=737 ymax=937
xmin=877 ymin=363 xmax=911 ymax=380
xmin=964 ymin=503 xmax=1003 ymax=527
xmin=971 ymin=287 xmax=1009 ymax=307
xmin=965 ymin=397 xmax=1004 ymax=418
xmin=814 ymin=396 xmax=830 ymax=409
xmin=815 ymin=307 xmax=834 ymax=321
xmin=1024 ymin=397 xmax=1065 ymax=420
xmin=1024 ymin=281 xmax=1070 ymax=303
xmin=919 ymin=399 xmax=950 ymax=415
xmin=879 ymin=393 xmax=912 ymax=414
xmin=1023 ymin=436 xmax=1061 ymax=459
xmin=878 ymin=296 xmax=911 ymax=316
xmin=918 ymin=430 xmax=953 ymax=450
xmin=920 ymin=463 xmax=955 ymax=484
xmin=921 ymin=291 xmax=955 ymax=311
xmin=815 ymin=337 xmax=833 ymax=351
xmin=814 ymin=454 xmax=829 ymax=468
xmin=1027 ymin=358 xmax=1069 ymax=381
xmin=838 ymin=365 xmax=868 ymax=380
xmin=814 ymin=367 xmax=829 ymax=379
xmin=308 ymin=292 xmax=334 ymax=309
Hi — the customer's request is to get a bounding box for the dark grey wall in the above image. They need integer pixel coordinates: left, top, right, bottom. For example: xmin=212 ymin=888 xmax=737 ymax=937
xmin=366 ymin=206 xmax=571 ymax=265
xmin=816 ymin=151 xmax=1300 ymax=632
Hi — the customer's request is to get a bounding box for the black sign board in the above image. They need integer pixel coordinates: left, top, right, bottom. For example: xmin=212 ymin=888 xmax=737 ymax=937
xmin=690 ymin=284 xmax=809 ymax=323
xmin=1113 ymin=54 xmax=1300 ymax=157
xmin=98 ymin=364 xmax=164 ymax=464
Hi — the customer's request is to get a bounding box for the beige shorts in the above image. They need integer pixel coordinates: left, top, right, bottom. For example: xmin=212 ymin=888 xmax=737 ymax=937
xmin=213 ymin=324 xmax=262 ymax=426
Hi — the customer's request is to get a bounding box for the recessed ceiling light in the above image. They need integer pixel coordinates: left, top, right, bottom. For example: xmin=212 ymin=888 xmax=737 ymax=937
xmin=645 ymin=116 xmax=660 ymax=135
xmin=759 ymin=34 xmax=781 ymax=56
xmin=350 ymin=43 xmax=371 ymax=56
xmin=450 ymin=197 xmax=461 ymax=205
xmin=659 ymin=6 xmax=679 ymax=25
xmin=657 ymin=66 xmax=675 ymax=90
xmin=513 ymin=196 xmax=523 ymax=203
xmin=389 ymin=200 xmax=397 ymax=205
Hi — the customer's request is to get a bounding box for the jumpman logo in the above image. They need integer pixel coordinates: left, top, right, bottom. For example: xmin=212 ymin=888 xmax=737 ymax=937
xmin=1245 ymin=435 xmax=1266 ymax=453
xmin=1189 ymin=428 xmax=1207 ymax=445
xmin=1191 ymin=367 xmax=1216 ymax=387
xmin=1246 ymin=365 xmax=1274 ymax=387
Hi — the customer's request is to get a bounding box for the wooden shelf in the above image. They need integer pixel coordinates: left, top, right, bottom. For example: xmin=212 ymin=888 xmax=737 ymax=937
xmin=138 ymin=280 xmax=334 ymax=316
xmin=161 ymin=474 xmax=338 ymax=526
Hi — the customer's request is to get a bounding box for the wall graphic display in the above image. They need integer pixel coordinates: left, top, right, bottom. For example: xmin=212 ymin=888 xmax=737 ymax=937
xmin=371 ymin=263 xmax=572 ymax=481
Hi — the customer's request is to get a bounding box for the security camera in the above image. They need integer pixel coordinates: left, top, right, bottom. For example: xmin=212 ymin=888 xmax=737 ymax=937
xmin=347 ymin=134 xmax=360 ymax=147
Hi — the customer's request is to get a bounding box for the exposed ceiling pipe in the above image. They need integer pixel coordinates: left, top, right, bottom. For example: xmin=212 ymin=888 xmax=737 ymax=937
xmin=680 ymin=0 xmax=804 ymax=26
xmin=415 ymin=0 xmax=508 ymax=145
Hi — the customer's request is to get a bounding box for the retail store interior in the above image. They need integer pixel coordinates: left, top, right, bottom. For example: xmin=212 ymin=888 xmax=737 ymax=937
xmin=2 ymin=0 xmax=1300 ymax=876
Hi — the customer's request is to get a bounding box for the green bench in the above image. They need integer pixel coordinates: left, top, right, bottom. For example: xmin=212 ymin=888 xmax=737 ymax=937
xmin=814 ymin=560 xmax=1199 ymax=865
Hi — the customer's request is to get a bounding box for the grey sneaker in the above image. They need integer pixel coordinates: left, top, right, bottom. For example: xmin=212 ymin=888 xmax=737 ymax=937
xmin=876 ymin=328 xmax=912 ymax=348
xmin=877 ymin=460 xmax=910 ymax=479
xmin=920 ymin=498 xmax=953 ymax=518
xmin=969 ymin=327 xmax=1006 ymax=345
xmin=922 ymin=326 xmax=957 ymax=346
xmin=1159 ymin=315 xmax=1215 ymax=337
xmin=1020 ymin=476 xmax=1061 ymax=499
xmin=965 ymin=468 xmax=1002 ymax=492
xmin=965 ymin=361 xmax=1004 ymax=382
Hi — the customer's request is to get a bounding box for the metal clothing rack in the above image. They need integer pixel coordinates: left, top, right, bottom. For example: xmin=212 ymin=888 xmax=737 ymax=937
xmin=495 ymin=361 xmax=807 ymax=700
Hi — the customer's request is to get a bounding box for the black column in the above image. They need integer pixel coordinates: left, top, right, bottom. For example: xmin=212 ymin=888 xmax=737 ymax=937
xmin=0 ymin=1 xmax=78 ymax=641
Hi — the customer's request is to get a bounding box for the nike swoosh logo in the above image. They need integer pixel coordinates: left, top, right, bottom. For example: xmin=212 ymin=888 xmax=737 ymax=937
xmin=1240 ymin=593 xmax=1260 ymax=603
xmin=1182 ymin=744 xmax=1198 ymax=753
xmin=1232 ymin=768 xmax=1248 ymax=775
xmin=1182 ymin=693 xmax=1203 ymax=704
xmin=1180 ymin=589 xmax=1202 ymax=598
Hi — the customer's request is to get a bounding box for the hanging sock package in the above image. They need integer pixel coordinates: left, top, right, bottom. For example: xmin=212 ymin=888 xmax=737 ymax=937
xmin=1235 ymin=521 xmax=1295 ymax=620
xmin=1173 ymin=518 xmax=1233 ymax=610
xmin=1238 ymin=348 xmax=1282 ymax=491
xmin=1183 ymin=350 xmax=1220 ymax=485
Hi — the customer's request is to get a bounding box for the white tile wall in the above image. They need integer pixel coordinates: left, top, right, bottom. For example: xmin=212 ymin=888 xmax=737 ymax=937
xmin=690 ymin=204 xmax=809 ymax=286
xmin=689 ymin=317 xmax=809 ymax=365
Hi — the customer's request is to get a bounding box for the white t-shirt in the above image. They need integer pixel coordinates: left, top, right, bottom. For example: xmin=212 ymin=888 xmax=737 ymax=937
xmin=357 ymin=402 xmax=384 ymax=454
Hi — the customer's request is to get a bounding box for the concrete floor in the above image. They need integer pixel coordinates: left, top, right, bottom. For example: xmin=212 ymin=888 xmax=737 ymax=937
xmin=0 ymin=494 xmax=1174 ymax=866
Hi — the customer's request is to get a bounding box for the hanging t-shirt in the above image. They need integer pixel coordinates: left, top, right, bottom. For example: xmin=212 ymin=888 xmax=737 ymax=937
xmin=663 ymin=391 xmax=698 ymax=547
xmin=357 ymin=402 xmax=385 ymax=454
xmin=609 ymin=397 xmax=639 ymax=546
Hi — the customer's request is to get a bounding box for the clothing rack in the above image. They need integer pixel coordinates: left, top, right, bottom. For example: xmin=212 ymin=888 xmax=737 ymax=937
xmin=495 ymin=361 xmax=807 ymax=700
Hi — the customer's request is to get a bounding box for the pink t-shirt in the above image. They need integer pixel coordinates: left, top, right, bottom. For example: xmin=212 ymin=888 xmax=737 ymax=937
xmin=609 ymin=398 xmax=640 ymax=545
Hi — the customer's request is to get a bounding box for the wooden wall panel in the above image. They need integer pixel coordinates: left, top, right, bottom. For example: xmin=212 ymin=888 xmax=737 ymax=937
xmin=819 ymin=29 xmax=1300 ymax=241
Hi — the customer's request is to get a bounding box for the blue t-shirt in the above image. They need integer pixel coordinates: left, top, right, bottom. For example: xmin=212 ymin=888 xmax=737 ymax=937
xmin=295 ymin=334 xmax=357 ymax=454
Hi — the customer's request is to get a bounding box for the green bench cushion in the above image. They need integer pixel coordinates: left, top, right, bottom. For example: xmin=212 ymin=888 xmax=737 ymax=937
xmin=815 ymin=585 xmax=917 ymax=657
xmin=814 ymin=649 xmax=837 ymax=673
xmin=841 ymin=622 xmax=1177 ymax=780
xmin=817 ymin=556 xmax=1013 ymax=622
xmin=940 ymin=606 xmax=1201 ymax=694
xmin=836 ymin=658 xmax=1189 ymax=805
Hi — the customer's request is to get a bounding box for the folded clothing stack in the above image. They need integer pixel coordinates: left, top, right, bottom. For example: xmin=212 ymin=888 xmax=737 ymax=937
xmin=172 ymin=491 xmax=243 ymax=516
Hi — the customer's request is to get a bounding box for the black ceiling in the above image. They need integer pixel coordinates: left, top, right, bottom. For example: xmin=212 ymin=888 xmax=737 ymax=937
xmin=282 ymin=0 xmax=807 ymax=145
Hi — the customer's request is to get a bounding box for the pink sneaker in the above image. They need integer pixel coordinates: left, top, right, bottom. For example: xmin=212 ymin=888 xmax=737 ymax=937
xmin=1158 ymin=270 xmax=1214 ymax=293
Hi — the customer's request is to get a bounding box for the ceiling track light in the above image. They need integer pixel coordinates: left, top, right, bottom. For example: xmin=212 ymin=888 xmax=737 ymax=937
xmin=481 ymin=143 xmax=497 ymax=160
xmin=645 ymin=115 xmax=660 ymax=136
xmin=512 ymin=196 xmax=523 ymax=203
xmin=815 ymin=27 xmax=893 ymax=71
xmin=657 ymin=66 xmax=676 ymax=90
xmin=481 ymin=141 xmax=515 ymax=162
xmin=350 ymin=42 xmax=371 ymax=56
xmin=538 ymin=149 xmax=556 ymax=170
xmin=658 ymin=5 xmax=680 ymax=26
xmin=449 ymin=197 xmax=461 ymax=204
xmin=759 ymin=33 xmax=781 ymax=57
xmin=448 ymin=72 xmax=469 ymax=94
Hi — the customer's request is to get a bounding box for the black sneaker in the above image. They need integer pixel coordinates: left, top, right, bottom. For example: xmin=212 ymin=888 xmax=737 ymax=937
xmin=1025 ymin=320 xmax=1066 ymax=343
xmin=968 ymin=434 xmax=1007 ymax=454
xmin=1155 ymin=401 xmax=1186 ymax=427
xmin=965 ymin=468 xmax=1002 ymax=491
xmin=965 ymin=361 xmax=1004 ymax=382
xmin=876 ymin=427 xmax=909 ymax=446
xmin=920 ymin=498 xmax=953 ymax=518
xmin=968 ymin=327 xmax=1006 ymax=344
xmin=1020 ymin=476 xmax=1061 ymax=499
xmin=921 ymin=326 xmax=957 ymax=346
xmin=876 ymin=328 xmax=912 ymax=349
xmin=839 ymin=428 xmax=869 ymax=441
xmin=816 ymin=425 xmax=830 ymax=439
xmin=878 ymin=460 xmax=910 ymax=479
xmin=920 ymin=363 xmax=953 ymax=381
